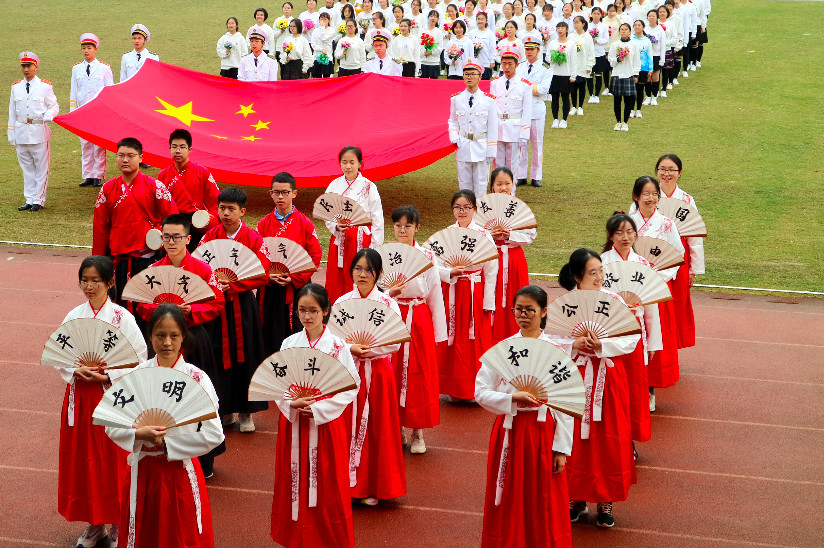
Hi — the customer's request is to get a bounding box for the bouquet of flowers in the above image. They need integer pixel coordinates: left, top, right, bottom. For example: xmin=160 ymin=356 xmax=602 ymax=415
xmin=589 ymin=27 xmax=599 ymax=39
xmin=317 ymin=52 xmax=331 ymax=65
xmin=460 ymin=6 xmax=465 ymax=14
xmin=648 ymin=34 xmax=658 ymax=44
xmin=283 ymin=42 xmax=294 ymax=55
xmin=616 ymin=45 xmax=629 ymax=62
xmin=473 ymin=41 xmax=483 ymax=56
xmin=443 ymin=21 xmax=453 ymax=33
xmin=392 ymin=27 xmax=402 ymax=36
xmin=392 ymin=0 xmax=404 ymax=5
xmin=339 ymin=41 xmax=352 ymax=52
xmin=576 ymin=41 xmax=582 ymax=52
xmin=359 ymin=19 xmax=371 ymax=32
xmin=495 ymin=27 xmax=505 ymax=40
xmin=421 ymin=33 xmax=438 ymax=52
xmin=411 ymin=20 xmax=418 ymax=28
xmin=277 ymin=19 xmax=289 ymax=30
xmin=356 ymin=5 xmax=364 ymax=14
xmin=608 ymin=26 xmax=613 ymax=36
xmin=393 ymin=56 xmax=408 ymax=64
xmin=550 ymin=44 xmax=567 ymax=63
xmin=337 ymin=23 xmax=347 ymax=36
xmin=303 ymin=19 xmax=316 ymax=32
xmin=539 ymin=27 xmax=552 ymax=42
xmin=223 ymin=40 xmax=234 ymax=50
xmin=447 ymin=44 xmax=464 ymax=62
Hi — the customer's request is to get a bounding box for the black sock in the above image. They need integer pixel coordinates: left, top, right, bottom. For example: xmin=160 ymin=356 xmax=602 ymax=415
xmin=653 ymin=80 xmax=660 ymax=97
xmin=586 ymin=77 xmax=594 ymax=96
xmin=661 ymin=70 xmax=669 ymax=89
xmin=645 ymin=81 xmax=653 ymax=97
xmin=578 ymin=82 xmax=586 ymax=106
xmin=613 ymin=95 xmax=622 ymax=122
xmin=594 ymin=74 xmax=602 ymax=95
xmin=636 ymin=84 xmax=644 ymax=109
xmin=623 ymin=97 xmax=633 ymax=122
xmin=562 ymin=93 xmax=571 ymax=119
xmin=551 ymin=96 xmax=560 ymax=119
xmin=696 ymin=45 xmax=704 ymax=62
xmin=674 ymin=58 xmax=682 ymax=76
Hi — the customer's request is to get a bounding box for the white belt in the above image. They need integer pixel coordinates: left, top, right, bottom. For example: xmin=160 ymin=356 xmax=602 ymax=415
xmin=66 ymin=377 xmax=108 ymax=427
xmin=460 ymin=130 xmax=487 ymax=141
xmin=335 ymin=226 xmax=368 ymax=268
xmin=495 ymin=405 xmax=548 ymax=505
xmin=396 ymin=298 xmax=425 ymax=407
xmin=447 ymin=272 xmax=482 ymax=345
xmin=575 ymin=353 xmax=613 ymax=440
xmin=17 ymin=116 xmax=45 ymax=124
xmin=633 ymin=307 xmax=649 ymax=365
xmin=289 ymin=415 xmax=320 ymax=521
xmin=349 ymin=359 xmax=372 ymax=487
xmin=499 ymin=114 xmax=521 ymax=122
xmin=497 ymin=244 xmax=514 ymax=309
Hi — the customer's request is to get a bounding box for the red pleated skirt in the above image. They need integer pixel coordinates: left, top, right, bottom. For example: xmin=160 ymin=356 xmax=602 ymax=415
xmin=119 ymin=454 xmax=213 ymax=548
xmin=348 ymin=356 xmax=407 ymax=500
xmin=271 ymin=413 xmax=355 ymax=548
xmin=566 ymin=360 xmax=636 ymax=503
xmin=393 ymin=301 xmax=441 ymax=429
xmin=491 ymin=245 xmax=529 ymax=344
xmin=438 ymin=276 xmax=492 ymax=399
xmin=614 ymin=340 xmax=652 ymax=442
xmin=326 ymin=231 xmax=371 ymax=305
xmin=671 ymin=238 xmax=696 ymax=349
xmin=482 ymin=412 xmax=572 ymax=548
xmin=648 ymin=295 xmax=680 ymax=388
xmin=58 ymin=380 xmax=127 ymax=524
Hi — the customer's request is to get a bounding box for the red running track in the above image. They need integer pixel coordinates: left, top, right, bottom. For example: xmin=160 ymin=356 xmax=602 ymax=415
xmin=1 ymin=246 xmax=822 ymax=547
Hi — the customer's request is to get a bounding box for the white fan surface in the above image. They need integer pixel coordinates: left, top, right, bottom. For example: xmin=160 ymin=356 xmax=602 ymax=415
xmin=328 ymin=299 xmax=411 ymax=347
xmin=263 ymin=237 xmax=318 ymax=276
xmin=480 ymin=338 xmax=585 ymax=418
xmin=633 ymin=236 xmax=686 ymax=271
xmin=93 ymin=367 xmax=217 ymax=429
xmin=248 ymin=347 xmax=358 ymax=402
xmin=42 ymin=318 xmax=140 ymax=370
xmin=657 ymin=197 xmax=707 ymax=237
xmin=193 ymin=239 xmax=265 ymax=282
xmin=423 ymin=226 xmax=499 ymax=269
xmin=474 ymin=194 xmax=538 ymax=232
xmin=121 ymin=265 xmax=215 ymax=305
xmin=545 ymin=291 xmax=641 ymax=339
xmin=602 ymin=261 xmax=673 ymax=306
xmin=312 ymin=193 xmax=372 ymax=226
xmin=375 ymin=243 xmax=434 ymax=289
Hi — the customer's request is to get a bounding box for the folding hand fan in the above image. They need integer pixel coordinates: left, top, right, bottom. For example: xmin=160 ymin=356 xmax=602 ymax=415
xmin=657 ymin=197 xmax=707 ymax=237
xmin=375 ymin=242 xmax=434 ymax=289
xmin=423 ymin=226 xmax=499 ymax=269
xmin=312 ymin=193 xmax=372 ymax=226
xmin=193 ymin=239 xmax=266 ymax=282
xmin=121 ymin=265 xmax=216 ymax=305
xmin=42 ymin=318 xmax=141 ymax=370
xmin=601 ymin=261 xmax=673 ymax=306
xmin=248 ymin=347 xmax=358 ymax=402
xmin=328 ymin=299 xmax=411 ymax=347
xmin=633 ymin=235 xmax=686 ymax=271
xmin=480 ymin=338 xmax=585 ymax=418
xmin=545 ymin=291 xmax=641 ymax=339
xmin=93 ymin=367 xmax=217 ymax=429
xmin=474 ymin=194 xmax=538 ymax=232
xmin=262 ymin=237 xmax=319 ymax=276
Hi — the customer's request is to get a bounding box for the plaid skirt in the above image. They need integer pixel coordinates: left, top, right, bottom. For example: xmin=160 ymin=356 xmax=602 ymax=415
xmin=610 ymin=76 xmax=636 ymax=96
xmin=664 ymin=48 xmax=675 ymax=69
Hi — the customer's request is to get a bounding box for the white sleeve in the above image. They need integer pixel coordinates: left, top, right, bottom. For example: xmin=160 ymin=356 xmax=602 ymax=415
xmin=505 ymin=227 xmax=536 ymax=247
xmin=69 ymin=67 xmax=77 ymax=111
xmin=217 ymin=37 xmax=228 ymax=59
xmin=550 ymin=408 xmax=574 ymax=455
xmin=594 ymin=333 xmax=640 ymax=359
xmin=367 ymin=183 xmax=385 ymax=247
xmin=426 ymin=266 xmax=448 ymax=343
xmin=448 ymin=95 xmax=460 ymax=143
xmin=310 ymin=348 xmax=361 ymax=425
xmin=106 ymin=424 xmax=139 ymax=453
xmin=7 ymin=86 xmax=13 ymax=142
xmin=302 ymin=38 xmax=314 ymax=69
xmin=482 ymin=256 xmax=498 ymax=311
xmin=120 ymin=54 xmax=128 ymax=82
xmin=687 ymin=236 xmax=705 ymax=275
xmin=642 ymin=304 xmax=663 ymax=352
xmin=164 ymin=375 xmax=225 ymax=461
xmin=475 ymin=364 xmax=516 ymax=415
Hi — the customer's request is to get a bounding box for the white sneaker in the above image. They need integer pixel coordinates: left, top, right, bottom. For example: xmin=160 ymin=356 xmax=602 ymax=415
xmin=660 ymin=90 xmax=667 ymax=98
xmin=601 ymin=88 xmax=611 ymax=96
xmin=613 ymin=122 xmax=622 ymax=131
xmin=410 ymin=430 xmax=427 ymax=454
xmin=577 ymin=107 xmax=584 ymax=115
xmin=569 ymin=107 xmax=577 ymax=116
xmin=551 ymin=119 xmax=560 ymax=128
xmin=696 ymin=61 xmax=702 ymax=68
xmin=588 ymin=96 xmax=597 ymax=103
xmin=651 ymin=97 xmax=658 ymax=106
xmin=635 ymin=110 xmax=643 ymax=118
xmin=649 ymin=392 xmax=656 ymax=412
xmin=629 ymin=110 xmax=636 ymax=118
xmin=401 ymin=426 xmax=408 ymax=446
xmin=593 ymin=96 xmax=600 ymax=104
xmin=559 ymin=120 xmax=568 ymax=128
xmin=77 ymin=525 xmax=107 ymax=548
xmin=690 ymin=63 xmax=697 ymax=71
xmin=221 ymin=413 xmax=238 ymax=427
xmin=673 ymin=78 xmax=680 ymax=85
xmin=361 ymin=497 xmax=379 ymax=506
xmin=109 ymin=525 xmax=119 ymax=548
xmin=683 ymin=70 xmax=689 ymax=77
xmin=238 ymin=413 xmax=255 ymax=433
xmin=642 ymin=97 xmax=651 ymax=106
xmin=621 ymin=123 xmax=629 ymax=131
xmin=666 ymin=83 xmax=673 ymax=90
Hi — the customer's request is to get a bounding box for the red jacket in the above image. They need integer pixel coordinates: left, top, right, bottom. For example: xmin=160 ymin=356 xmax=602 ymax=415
xmin=156 ymin=161 xmax=220 ymax=231
xmin=136 ymin=252 xmax=225 ymax=326
xmin=92 ymin=173 xmax=178 ymax=256
xmin=198 ymin=222 xmax=271 ymax=294
xmin=256 ymin=207 xmax=323 ymax=289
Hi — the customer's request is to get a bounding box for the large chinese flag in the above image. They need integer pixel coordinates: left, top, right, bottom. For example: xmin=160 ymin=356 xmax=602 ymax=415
xmin=55 ymin=60 xmax=486 ymax=187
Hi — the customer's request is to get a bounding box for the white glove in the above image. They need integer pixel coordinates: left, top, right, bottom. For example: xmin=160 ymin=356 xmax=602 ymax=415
xmin=9 ymin=140 xmax=16 ymax=147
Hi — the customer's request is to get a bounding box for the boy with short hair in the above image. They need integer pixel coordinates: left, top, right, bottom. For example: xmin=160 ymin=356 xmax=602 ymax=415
xmin=199 ymin=188 xmax=271 ymax=433
xmin=239 ymin=29 xmax=278 ymax=81
xmin=256 ymin=172 xmax=323 ymax=355
xmin=120 ymin=24 xmax=159 ymax=82
xmin=156 ymin=129 xmax=220 ymax=250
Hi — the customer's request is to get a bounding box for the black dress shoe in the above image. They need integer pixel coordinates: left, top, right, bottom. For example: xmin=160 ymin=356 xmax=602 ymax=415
xmin=92 ymin=179 xmax=103 ymax=187
xmin=531 ymin=179 xmax=543 ymax=187
xmin=79 ymin=178 xmax=94 ymax=187
xmin=516 ymin=178 xmax=528 ymax=186
xmin=18 ymin=203 xmax=33 ymax=211
xmin=30 ymin=204 xmax=43 ymax=212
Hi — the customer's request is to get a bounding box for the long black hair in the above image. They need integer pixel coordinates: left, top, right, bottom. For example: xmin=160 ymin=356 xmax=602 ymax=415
xmin=296 ymin=283 xmax=332 ymax=323
xmin=603 ymin=212 xmax=637 ymax=253
xmin=631 ymin=175 xmax=660 ymax=209
xmin=513 ymin=285 xmax=548 ymax=329
xmin=558 ymin=248 xmax=601 ymax=290
xmin=350 ymin=248 xmax=383 ymax=290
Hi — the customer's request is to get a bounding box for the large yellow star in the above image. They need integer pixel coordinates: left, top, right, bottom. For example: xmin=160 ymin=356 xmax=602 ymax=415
xmin=241 ymin=135 xmax=261 ymax=141
xmin=154 ymin=97 xmax=214 ymax=126
xmin=236 ymin=104 xmax=256 ymax=118
xmin=251 ymin=120 xmax=271 ymax=131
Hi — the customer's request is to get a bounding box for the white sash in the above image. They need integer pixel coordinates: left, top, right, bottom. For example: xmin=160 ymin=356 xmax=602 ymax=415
xmin=447 ymin=272 xmax=482 ymax=345
xmin=397 ymin=298 xmax=425 ymax=407
xmin=494 ymin=405 xmax=547 ymax=506
xmin=290 ymin=416 xmax=321 ymax=520
xmin=335 ymin=226 xmax=369 ymax=268
xmin=576 ymin=353 xmax=613 ymax=440
xmin=66 ymin=378 xmax=108 ymax=427
xmin=349 ymin=359 xmax=372 ymax=487
xmin=498 ymin=244 xmax=513 ymax=308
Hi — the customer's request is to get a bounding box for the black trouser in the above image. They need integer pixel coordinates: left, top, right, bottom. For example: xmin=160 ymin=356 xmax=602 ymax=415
xmin=572 ymin=79 xmax=587 ymax=108
xmin=401 ymin=62 xmax=417 ymax=77
xmin=420 ymin=64 xmax=440 ymax=78
xmin=635 ymin=83 xmax=645 ymax=110
xmin=337 ymin=67 xmax=362 ymax=76
xmin=681 ymin=44 xmax=690 ymax=70
xmin=587 ymin=75 xmax=603 ymax=96
xmin=482 ymin=67 xmax=493 ymax=80
xmin=614 ymin=95 xmax=633 ymax=123
xmin=219 ymin=67 xmax=239 ymax=79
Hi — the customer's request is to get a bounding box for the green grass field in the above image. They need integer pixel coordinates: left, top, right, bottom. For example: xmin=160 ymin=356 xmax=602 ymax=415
xmin=2 ymin=0 xmax=823 ymax=292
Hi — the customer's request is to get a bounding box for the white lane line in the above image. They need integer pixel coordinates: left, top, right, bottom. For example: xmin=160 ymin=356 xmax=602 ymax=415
xmin=652 ymin=414 xmax=824 ymax=433
xmin=695 ymin=336 xmax=824 ymax=348
xmin=0 ymin=320 xmax=59 ymax=327
xmin=683 ymin=371 xmax=824 ymax=387
xmin=0 ymin=537 xmax=63 ymax=547
xmin=617 ymin=527 xmax=799 ymax=547
xmin=209 ymin=484 xmax=273 ymax=496
xmin=0 ymin=407 xmax=57 ymax=417
xmin=635 ymin=465 xmax=824 ymax=487
xmin=0 ymin=464 xmax=56 ymax=473
xmin=695 ymin=304 xmax=824 ymax=317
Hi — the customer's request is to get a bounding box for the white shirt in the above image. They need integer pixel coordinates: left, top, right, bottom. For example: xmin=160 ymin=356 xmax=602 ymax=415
xmin=468 ymin=27 xmax=497 ymax=67
xmin=448 ymin=88 xmax=499 ymax=162
xmin=546 ymin=38 xmax=578 ymax=77
xmin=335 ymin=35 xmax=367 ymax=69
xmin=216 ymin=32 xmax=249 ymax=69
xmin=516 ymin=60 xmax=552 ymax=118
xmin=364 ymin=55 xmax=404 ymax=75
xmin=419 ymin=26 xmax=445 ymax=65
xmin=389 ymin=33 xmax=421 ymax=65
xmin=489 ymin=75 xmax=533 ymax=141
xmin=571 ymin=30 xmax=595 ymax=74
xmin=8 ymin=76 xmax=59 ymax=145
xmin=608 ymin=39 xmax=640 ymax=78
xmin=393 ymin=242 xmax=448 ymax=343
xmin=629 ymin=208 xmax=685 ymax=282
xmin=238 ymin=52 xmax=279 ymax=81
xmin=324 ymin=173 xmax=385 ymax=248
xmin=660 ymin=185 xmax=705 ymax=275
xmin=280 ymin=35 xmax=314 ymax=72
xmin=120 ymin=48 xmax=159 ymax=82
xmin=334 ymin=286 xmax=403 ymax=358
xmin=70 ymin=59 xmax=114 ymax=110
xmin=435 ymin=220 xmax=499 ymax=311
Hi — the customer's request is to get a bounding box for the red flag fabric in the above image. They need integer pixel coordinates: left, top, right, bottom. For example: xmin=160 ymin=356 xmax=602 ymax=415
xmin=54 ymin=60 xmax=489 ymax=187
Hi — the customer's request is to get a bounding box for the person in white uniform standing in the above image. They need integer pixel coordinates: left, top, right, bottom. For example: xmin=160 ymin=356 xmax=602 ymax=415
xmin=238 ymin=28 xmax=279 ymax=81
xmin=8 ymin=52 xmax=59 ymax=212
xmin=363 ymin=30 xmax=404 ymax=75
xmin=120 ymin=24 xmax=159 ymax=82
xmin=489 ymin=48 xmax=532 ymax=181
xmin=70 ymin=33 xmax=113 ymax=188
xmin=515 ymin=36 xmax=551 ymax=188
xmin=448 ymin=61 xmax=499 ymax=197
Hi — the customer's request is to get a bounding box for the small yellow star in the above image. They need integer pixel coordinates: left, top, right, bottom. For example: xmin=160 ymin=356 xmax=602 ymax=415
xmin=236 ymin=104 xmax=256 ymax=118
xmin=250 ymin=120 xmax=271 ymax=131
xmin=241 ymin=135 xmax=261 ymax=141
xmin=211 ymin=135 xmax=228 ymax=140
xmin=154 ymin=97 xmax=214 ymax=126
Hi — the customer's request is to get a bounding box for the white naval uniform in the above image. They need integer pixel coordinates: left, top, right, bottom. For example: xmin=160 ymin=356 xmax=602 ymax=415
xmin=8 ymin=76 xmax=59 ymax=207
xmin=448 ymin=89 xmax=499 ymax=197
xmin=120 ymin=49 xmax=159 ymax=82
xmin=489 ymin=75 xmax=532 ymax=176
xmin=70 ymin=59 xmax=114 ymax=179
xmin=363 ymin=55 xmax=404 ymax=75
xmin=238 ymin=52 xmax=279 ymax=81
xmin=515 ymin=60 xmax=551 ymax=182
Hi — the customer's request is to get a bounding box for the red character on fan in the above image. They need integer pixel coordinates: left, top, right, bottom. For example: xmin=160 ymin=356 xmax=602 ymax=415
xmin=105 ymin=305 xmax=224 ymax=548
xmin=475 ymin=286 xmax=573 ymax=548
xmin=156 ymin=129 xmax=220 ymax=250
xmin=655 ymin=154 xmax=704 ymax=349
xmin=92 ymin=137 xmax=178 ymax=308
xmin=135 ymin=213 xmax=226 ymax=478
xmin=486 ymin=168 xmax=536 ymax=344
xmin=336 ymin=248 xmax=406 ymax=507
xmin=323 ymin=146 xmax=385 ymax=304
xmin=271 ymin=283 xmax=359 ymax=548
xmin=257 ymin=172 xmax=323 ymax=356
xmin=56 ymin=256 xmax=148 ymax=548
xmin=199 ymin=187 xmax=270 ymax=434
